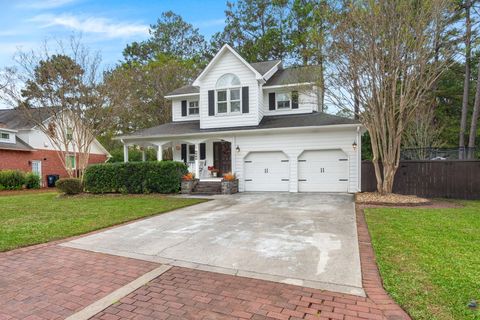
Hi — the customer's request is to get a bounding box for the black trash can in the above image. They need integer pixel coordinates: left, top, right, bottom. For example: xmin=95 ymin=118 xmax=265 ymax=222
xmin=47 ymin=174 xmax=60 ymax=188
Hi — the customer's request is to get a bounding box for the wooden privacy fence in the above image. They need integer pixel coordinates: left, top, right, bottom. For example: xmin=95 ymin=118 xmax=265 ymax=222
xmin=362 ymin=160 xmax=480 ymax=199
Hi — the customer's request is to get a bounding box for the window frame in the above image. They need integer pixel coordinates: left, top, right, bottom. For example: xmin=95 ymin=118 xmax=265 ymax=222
xmin=66 ymin=127 xmax=73 ymax=141
xmin=276 ymin=92 xmax=291 ymax=110
xmin=66 ymin=154 xmax=76 ymax=170
xmin=0 ymin=132 xmax=10 ymax=140
xmin=188 ymin=100 xmax=199 ymax=116
xmin=215 ymin=73 xmax=242 ymax=115
xmin=216 ymin=87 xmax=242 ymax=115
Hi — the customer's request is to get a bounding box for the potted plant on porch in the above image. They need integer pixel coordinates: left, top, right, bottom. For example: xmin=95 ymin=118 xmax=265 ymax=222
xmin=208 ymin=166 xmax=219 ymax=177
xmin=221 ymin=172 xmax=238 ymax=194
xmin=181 ymin=172 xmax=198 ymax=194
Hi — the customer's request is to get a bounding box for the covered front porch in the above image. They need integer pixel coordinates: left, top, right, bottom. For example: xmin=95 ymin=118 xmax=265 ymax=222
xmin=122 ymin=137 xmax=236 ymax=180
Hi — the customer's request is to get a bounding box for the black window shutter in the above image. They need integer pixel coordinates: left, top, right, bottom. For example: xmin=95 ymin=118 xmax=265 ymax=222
xmin=181 ymin=144 xmax=187 ymax=163
xmin=242 ymin=86 xmax=249 ymax=113
xmin=208 ymin=90 xmax=215 ymax=116
xmin=292 ymin=91 xmax=299 ymax=109
xmin=269 ymin=92 xmax=276 ymax=110
xmin=200 ymin=143 xmax=206 ymax=160
xmin=181 ymin=100 xmax=187 ymax=116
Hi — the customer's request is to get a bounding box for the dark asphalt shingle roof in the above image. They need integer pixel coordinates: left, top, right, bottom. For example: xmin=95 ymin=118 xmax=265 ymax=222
xmin=0 ymin=108 xmax=51 ymax=130
xmin=0 ymin=136 xmax=34 ymax=152
xmin=250 ymin=60 xmax=281 ymax=75
xmin=166 ymin=60 xmax=282 ymax=97
xmin=265 ymin=65 xmax=322 ymax=86
xmin=166 ymin=85 xmax=199 ymax=96
xmin=121 ymin=112 xmax=359 ymax=139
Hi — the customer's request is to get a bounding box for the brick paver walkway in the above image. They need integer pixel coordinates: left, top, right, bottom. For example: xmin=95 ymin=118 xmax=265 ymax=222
xmin=91 ymin=207 xmax=410 ymax=320
xmin=0 ymin=205 xmax=410 ymax=320
xmin=0 ymin=245 xmax=158 ymax=320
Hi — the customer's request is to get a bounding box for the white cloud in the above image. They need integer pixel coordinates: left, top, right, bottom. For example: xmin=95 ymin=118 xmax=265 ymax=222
xmin=18 ymin=0 xmax=77 ymax=9
xmin=30 ymin=14 xmax=149 ymax=38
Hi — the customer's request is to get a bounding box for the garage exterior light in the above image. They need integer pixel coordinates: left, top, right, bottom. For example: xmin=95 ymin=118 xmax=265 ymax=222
xmin=352 ymin=141 xmax=358 ymax=150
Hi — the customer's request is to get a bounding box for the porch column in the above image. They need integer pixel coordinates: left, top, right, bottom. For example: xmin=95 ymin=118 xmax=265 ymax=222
xmin=123 ymin=144 xmax=129 ymax=163
xmin=195 ymin=143 xmax=200 ymax=179
xmin=141 ymin=149 xmax=146 ymax=162
xmin=157 ymin=145 xmax=162 ymax=161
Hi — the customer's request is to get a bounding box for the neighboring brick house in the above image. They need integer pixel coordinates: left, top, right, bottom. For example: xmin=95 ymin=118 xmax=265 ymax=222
xmin=0 ymin=108 xmax=110 ymax=186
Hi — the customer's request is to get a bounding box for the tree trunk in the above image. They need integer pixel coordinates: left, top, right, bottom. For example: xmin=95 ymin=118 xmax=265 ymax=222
xmin=468 ymin=56 xmax=480 ymax=158
xmin=459 ymin=0 xmax=472 ymax=159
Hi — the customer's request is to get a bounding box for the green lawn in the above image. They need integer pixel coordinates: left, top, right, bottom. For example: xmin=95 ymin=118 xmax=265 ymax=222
xmin=0 ymin=192 xmax=205 ymax=252
xmin=365 ymin=201 xmax=480 ymax=320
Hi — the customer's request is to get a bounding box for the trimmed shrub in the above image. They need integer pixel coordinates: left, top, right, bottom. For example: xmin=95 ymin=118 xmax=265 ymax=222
xmin=25 ymin=173 xmax=41 ymax=189
xmin=83 ymin=161 xmax=188 ymax=194
xmin=56 ymin=178 xmax=83 ymax=195
xmin=0 ymin=170 xmax=26 ymax=190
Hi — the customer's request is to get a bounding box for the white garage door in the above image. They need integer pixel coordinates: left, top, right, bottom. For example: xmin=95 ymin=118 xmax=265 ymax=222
xmin=298 ymin=150 xmax=349 ymax=192
xmin=244 ymin=152 xmax=290 ymax=191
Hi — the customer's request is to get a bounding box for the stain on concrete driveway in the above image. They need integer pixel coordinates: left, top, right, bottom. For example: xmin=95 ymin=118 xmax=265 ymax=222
xmin=63 ymin=193 xmax=363 ymax=296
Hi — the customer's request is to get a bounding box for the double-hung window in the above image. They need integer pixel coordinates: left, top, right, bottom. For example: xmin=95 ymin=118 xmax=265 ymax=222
xmin=215 ymin=73 xmax=242 ymax=114
xmin=277 ymin=93 xmax=291 ymax=109
xmin=189 ymin=101 xmax=199 ymax=115
xmin=217 ymin=89 xmax=240 ymax=114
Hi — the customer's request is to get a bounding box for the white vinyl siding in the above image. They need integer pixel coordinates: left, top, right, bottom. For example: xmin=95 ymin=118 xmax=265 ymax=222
xmin=263 ymin=88 xmax=318 ymax=115
xmin=0 ymin=131 xmax=14 ymax=144
xmin=172 ymin=97 xmax=201 ymax=122
xmin=144 ymin=126 xmax=361 ymax=193
xmin=198 ymin=50 xmax=260 ymax=129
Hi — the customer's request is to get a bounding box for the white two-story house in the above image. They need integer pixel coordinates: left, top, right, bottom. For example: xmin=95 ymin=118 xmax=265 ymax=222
xmin=118 ymin=44 xmax=363 ymax=193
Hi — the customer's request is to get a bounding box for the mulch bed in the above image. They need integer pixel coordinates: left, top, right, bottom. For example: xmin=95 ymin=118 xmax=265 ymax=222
xmin=356 ymin=192 xmax=462 ymax=209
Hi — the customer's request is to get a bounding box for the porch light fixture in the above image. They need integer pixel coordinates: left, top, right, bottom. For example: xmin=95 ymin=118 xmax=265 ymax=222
xmin=236 ymin=145 xmax=240 ymax=152
xmin=352 ymin=141 xmax=357 ymax=150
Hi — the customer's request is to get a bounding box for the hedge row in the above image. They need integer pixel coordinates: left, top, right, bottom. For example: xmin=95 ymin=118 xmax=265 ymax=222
xmin=83 ymin=161 xmax=188 ymax=194
xmin=0 ymin=170 xmax=40 ymax=190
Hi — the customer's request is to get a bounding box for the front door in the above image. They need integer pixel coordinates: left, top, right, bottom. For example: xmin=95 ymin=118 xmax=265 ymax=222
xmin=213 ymin=142 xmax=231 ymax=176
xmin=31 ymin=160 xmax=42 ymax=186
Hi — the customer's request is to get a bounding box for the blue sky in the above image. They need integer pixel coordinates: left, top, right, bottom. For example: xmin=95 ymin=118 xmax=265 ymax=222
xmin=0 ymin=0 xmax=228 ymax=70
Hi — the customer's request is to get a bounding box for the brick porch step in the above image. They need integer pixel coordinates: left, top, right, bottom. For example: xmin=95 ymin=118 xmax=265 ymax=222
xmin=192 ymin=181 xmax=221 ymax=195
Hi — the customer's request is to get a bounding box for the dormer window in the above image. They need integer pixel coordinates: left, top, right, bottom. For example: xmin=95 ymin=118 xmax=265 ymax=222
xmin=0 ymin=132 xmax=10 ymax=140
xmin=216 ymin=73 xmax=241 ymax=114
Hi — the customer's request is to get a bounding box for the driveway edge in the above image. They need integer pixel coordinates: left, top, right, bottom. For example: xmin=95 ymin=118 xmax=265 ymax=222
xmin=65 ymin=265 xmax=172 ymax=320
xmin=356 ymin=205 xmax=411 ymax=320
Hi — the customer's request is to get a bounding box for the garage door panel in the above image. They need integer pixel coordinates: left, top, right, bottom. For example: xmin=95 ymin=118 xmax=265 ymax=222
xmin=298 ymin=150 xmax=349 ymax=193
xmin=244 ymin=152 xmax=289 ymax=192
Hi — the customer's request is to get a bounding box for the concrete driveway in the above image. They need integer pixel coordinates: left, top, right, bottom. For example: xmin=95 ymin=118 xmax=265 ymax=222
xmin=63 ymin=193 xmax=363 ymax=296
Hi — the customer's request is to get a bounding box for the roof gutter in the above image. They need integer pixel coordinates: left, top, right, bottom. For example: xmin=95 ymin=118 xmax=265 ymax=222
xmin=263 ymin=82 xmax=315 ymax=89
xmin=115 ymin=123 xmax=362 ymax=141
xmin=164 ymin=92 xmax=200 ymax=99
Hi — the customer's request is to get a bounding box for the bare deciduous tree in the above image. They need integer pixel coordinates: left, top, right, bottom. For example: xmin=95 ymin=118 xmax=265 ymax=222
xmin=403 ymin=103 xmax=445 ymax=159
xmin=459 ymin=0 xmax=473 ymax=157
xmin=328 ymin=0 xmax=455 ymax=194
xmin=1 ymin=36 xmax=111 ymax=179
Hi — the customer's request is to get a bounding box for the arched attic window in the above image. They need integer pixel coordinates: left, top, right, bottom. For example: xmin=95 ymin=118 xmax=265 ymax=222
xmin=215 ymin=73 xmax=241 ymax=114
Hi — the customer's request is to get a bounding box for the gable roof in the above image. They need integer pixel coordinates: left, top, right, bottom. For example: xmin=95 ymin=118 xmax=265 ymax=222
xmin=165 ymin=85 xmax=199 ymax=97
xmin=0 ymin=136 xmax=34 ymax=152
xmin=192 ymin=44 xmax=263 ymax=86
xmin=118 ymin=112 xmax=360 ymax=140
xmin=250 ymin=60 xmax=281 ymax=75
xmin=0 ymin=108 xmax=51 ymax=130
xmin=264 ymin=65 xmax=322 ymax=87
